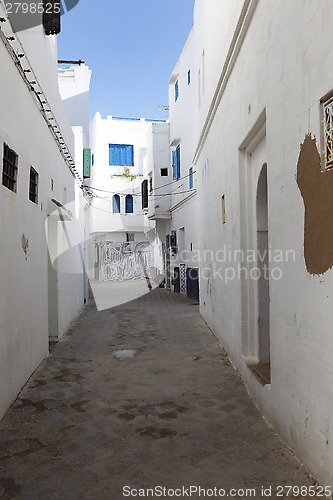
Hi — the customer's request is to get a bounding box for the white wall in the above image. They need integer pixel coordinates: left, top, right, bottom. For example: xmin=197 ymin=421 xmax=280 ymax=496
xmin=145 ymin=122 xmax=170 ymax=274
xmin=89 ymin=114 xmax=157 ymax=239
xmin=170 ymin=0 xmax=333 ymax=486
xmin=147 ymin=122 xmax=171 ymax=218
xmin=165 ymin=20 xmax=200 ymax=282
xmin=0 ymin=10 xmax=85 ymax=418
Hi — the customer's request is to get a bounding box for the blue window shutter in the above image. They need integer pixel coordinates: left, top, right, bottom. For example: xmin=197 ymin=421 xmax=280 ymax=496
xmin=125 ymin=195 xmax=133 ymax=214
xmin=109 ymin=145 xmax=134 ymax=166
xmin=175 ymin=80 xmax=179 ymax=102
xmin=113 ymin=194 xmax=120 ymax=213
xmin=172 ymin=150 xmax=177 ymax=180
xmin=176 ymin=146 xmax=181 ymax=180
xmin=188 ymin=70 xmax=191 ymax=85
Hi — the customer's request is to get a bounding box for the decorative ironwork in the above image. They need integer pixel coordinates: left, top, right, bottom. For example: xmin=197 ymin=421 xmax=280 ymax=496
xmin=324 ymin=96 xmax=333 ymax=169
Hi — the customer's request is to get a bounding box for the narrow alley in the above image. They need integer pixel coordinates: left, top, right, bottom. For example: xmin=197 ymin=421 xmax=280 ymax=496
xmin=0 ymin=288 xmax=313 ymax=499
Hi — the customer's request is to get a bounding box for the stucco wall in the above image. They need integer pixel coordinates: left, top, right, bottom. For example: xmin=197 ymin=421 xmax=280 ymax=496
xmin=168 ymin=0 xmax=333 ymax=486
xmin=0 ymin=19 xmax=85 ymax=418
xmin=89 ymin=114 xmax=162 ymax=238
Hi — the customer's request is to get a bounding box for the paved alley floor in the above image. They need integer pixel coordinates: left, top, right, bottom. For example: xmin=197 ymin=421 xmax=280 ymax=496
xmin=0 ymin=288 xmax=313 ymax=499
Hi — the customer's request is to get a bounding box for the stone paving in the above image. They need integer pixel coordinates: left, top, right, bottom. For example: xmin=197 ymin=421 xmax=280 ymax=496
xmin=0 ymin=287 xmax=313 ymax=499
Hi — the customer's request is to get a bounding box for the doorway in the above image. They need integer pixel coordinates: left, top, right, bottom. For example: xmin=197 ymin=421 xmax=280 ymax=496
xmin=239 ymin=112 xmax=271 ymax=385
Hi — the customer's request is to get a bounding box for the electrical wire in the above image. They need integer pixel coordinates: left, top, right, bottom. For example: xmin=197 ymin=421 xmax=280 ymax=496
xmin=87 ymin=170 xmax=196 ymax=197
xmin=91 ymin=188 xmax=196 ymax=200
xmin=89 ymin=205 xmax=145 ymax=215
xmin=152 ymin=170 xmax=196 ymax=191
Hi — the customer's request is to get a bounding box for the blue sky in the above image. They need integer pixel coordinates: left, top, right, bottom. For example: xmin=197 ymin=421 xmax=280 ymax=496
xmin=58 ymin=0 xmax=195 ymax=121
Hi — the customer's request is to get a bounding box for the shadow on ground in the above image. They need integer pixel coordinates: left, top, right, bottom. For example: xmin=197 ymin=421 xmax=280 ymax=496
xmin=0 ymin=287 xmax=312 ymax=499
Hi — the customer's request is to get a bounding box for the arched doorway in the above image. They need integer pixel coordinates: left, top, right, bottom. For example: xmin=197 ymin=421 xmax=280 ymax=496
xmin=256 ymin=163 xmax=270 ymax=366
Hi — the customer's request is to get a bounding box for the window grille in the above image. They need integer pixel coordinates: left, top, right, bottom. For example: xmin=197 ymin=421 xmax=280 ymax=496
xmin=2 ymin=143 xmax=18 ymax=192
xmin=324 ymin=96 xmax=333 ymax=169
xmin=29 ymin=167 xmax=38 ymax=203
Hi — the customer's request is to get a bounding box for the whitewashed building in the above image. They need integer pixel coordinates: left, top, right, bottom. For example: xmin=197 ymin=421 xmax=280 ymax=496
xmin=153 ymin=0 xmax=333 ymax=487
xmin=0 ymin=6 xmax=87 ymax=419
xmin=89 ymin=114 xmax=168 ymax=282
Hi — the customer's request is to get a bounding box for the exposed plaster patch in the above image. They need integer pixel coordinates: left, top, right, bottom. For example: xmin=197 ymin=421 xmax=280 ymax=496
xmin=21 ymin=235 xmax=29 ymax=260
xmin=297 ymin=134 xmax=333 ymax=275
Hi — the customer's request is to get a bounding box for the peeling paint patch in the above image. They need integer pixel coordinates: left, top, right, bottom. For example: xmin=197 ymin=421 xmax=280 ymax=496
xmin=297 ymin=134 xmax=333 ymax=274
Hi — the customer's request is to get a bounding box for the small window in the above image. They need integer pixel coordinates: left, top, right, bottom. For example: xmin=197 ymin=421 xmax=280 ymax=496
xmin=172 ymin=146 xmax=181 ymax=180
xmin=125 ymin=194 xmax=133 ymax=214
xmin=188 ymin=70 xmax=191 ymax=85
xmin=2 ymin=143 xmax=18 ymax=193
xmin=126 ymin=232 xmax=135 ymax=242
xmin=175 ymin=80 xmax=179 ymax=102
xmin=323 ymin=95 xmax=333 ymax=169
xmin=113 ymin=194 xmax=120 ymax=213
xmin=29 ymin=167 xmax=38 ymax=204
xmin=109 ymin=144 xmax=134 ymax=166
xmin=160 ymin=168 xmax=168 ymax=177
xmin=189 ymin=167 xmax=193 ymax=189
